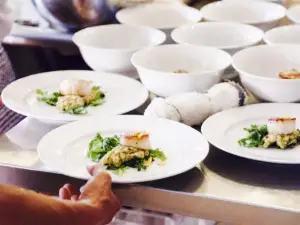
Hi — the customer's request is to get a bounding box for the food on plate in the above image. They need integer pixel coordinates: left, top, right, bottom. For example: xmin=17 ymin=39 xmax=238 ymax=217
xmin=267 ymin=117 xmax=296 ymax=135
xmin=120 ymin=131 xmax=152 ymax=150
xmin=238 ymin=117 xmax=300 ymax=149
xmin=56 ymin=95 xmax=86 ymax=114
xmin=59 ymin=79 xmax=93 ymax=96
xmin=36 ymin=79 xmax=105 ymax=115
xmin=174 ymin=69 xmax=188 ymax=74
xmin=87 ymin=131 xmax=167 ymax=174
xmin=279 ymin=69 xmax=300 ymax=79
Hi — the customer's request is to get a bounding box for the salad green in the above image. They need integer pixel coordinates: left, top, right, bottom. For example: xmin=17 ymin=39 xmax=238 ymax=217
xmin=238 ymin=124 xmax=300 ymax=149
xmin=238 ymin=124 xmax=268 ymax=148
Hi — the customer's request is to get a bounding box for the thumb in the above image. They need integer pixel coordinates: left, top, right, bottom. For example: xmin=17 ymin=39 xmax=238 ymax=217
xmin=87 ymin=163 xmax=103 ymax=177
xmin=79 ymin=172 xmax=112 ymax=203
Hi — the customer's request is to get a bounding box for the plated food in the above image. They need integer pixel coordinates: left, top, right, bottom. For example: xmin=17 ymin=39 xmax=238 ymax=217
xmin=38 ymin=115 xmax=209 ymax=183
xmin=238 ymin=117 xmax=300 ymax=150
xmin=87 ymin=131 xmax=166 ymax=174
xmin=36 ymin=79 xmax=105 ymax=115
xmin=201 ymin=103 xmax=300 ymax=164
xmin=1 ymin=71 xmax=149 ymax=123
xmin=174 ymin=69 xmax=188 ymax=74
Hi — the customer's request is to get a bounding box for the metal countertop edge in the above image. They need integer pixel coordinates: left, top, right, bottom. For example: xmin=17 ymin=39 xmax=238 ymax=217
xmin=114 ymin=185 xmax=300 ymax=225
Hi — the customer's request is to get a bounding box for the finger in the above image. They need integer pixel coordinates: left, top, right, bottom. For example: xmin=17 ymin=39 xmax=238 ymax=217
xmin=91 ymin=172 xmax=112 ymax=192
xmin=82 ymin=171 xmax=111 ymax=193
xmin=71 ymin=195 xmax=79 ymax=201
xmin=59 ymin=187 xmax=71 ymax=200
xmin=79 ymin=172 xmax=112 ymax=201
xmin=63 ymin=183 xmax=78 ymax=196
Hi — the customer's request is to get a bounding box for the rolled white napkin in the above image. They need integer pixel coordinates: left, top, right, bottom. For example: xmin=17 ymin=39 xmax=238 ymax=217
xmin=207 ymin=82 xmax=240 ymax=115
xmin=144 ymin=81 xmax=257 ymax=126
xmin=166 ymin=92 xmax=211 ymax=126
xmin=144 ymin=97 xmax=181 ymax=122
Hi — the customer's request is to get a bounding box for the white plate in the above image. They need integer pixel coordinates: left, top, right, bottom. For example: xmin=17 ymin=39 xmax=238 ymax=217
xmin=37 ymin=115 xmax=209 ymax=183
xmin=201 ymin=103 xmax=300 ymax=164
xmin=2 ymin=70 xmax=149 ymax=122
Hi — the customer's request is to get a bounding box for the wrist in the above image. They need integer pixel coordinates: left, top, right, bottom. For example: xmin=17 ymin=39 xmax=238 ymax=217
xmin=64 ymin=201 xmax=106 ymax=225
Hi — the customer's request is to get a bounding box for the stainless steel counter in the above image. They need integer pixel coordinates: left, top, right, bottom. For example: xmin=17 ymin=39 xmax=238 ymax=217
xmin=0 ymin=118 xmax=299 ymax=225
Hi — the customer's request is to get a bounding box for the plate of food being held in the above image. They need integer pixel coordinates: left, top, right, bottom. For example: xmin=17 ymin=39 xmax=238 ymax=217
xmin=202 ymin=103 xmax=300 ymax=164
xmin=1 ymin=70 xmax=149 ymax=124
xmin=37 ymin=115 xmax=209 ymax=183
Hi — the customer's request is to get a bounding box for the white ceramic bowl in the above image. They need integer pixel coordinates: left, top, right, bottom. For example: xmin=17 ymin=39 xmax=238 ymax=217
xmin=131 ymin=44 xmax=232 ymax=97
xmin=73 ymin=24 xmax=166 ymax=73
xmin=287 ymin=5 xmax=300 ymax=24
xmin=232 ymin=44 xmax=300 ymax=103
xmin=200 ymin=1 xmax=286 ymax=31
xmin=222 ymin=0 xmax=287 ymax=5
xmin=116 ymin=2 xmax=202 ymax=43
xmin=171 ymin=22 xmax=264 ymax=55
xmin=264 ymin=25 xmax=300 ymax=45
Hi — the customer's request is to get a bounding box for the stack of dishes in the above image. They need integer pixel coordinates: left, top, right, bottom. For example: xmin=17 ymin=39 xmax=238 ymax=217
xmin=4 ymin=1 xmax=300 ymax=183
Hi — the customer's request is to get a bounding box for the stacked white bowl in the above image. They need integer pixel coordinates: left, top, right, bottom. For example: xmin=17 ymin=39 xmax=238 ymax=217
xmin=232 ymin=44 xmax=300 ymax=103
xmin=200 ymin=1 xmax=286 ymax=31
xmin=222 ymin=0 xmax=287 ymax=6
xmin=171 ymin=22 xmax=264 ymax=55
xmin=264 ymin=25 xmax=300 ymax=45
xmin=287 ymin=4 xmax=300 ymax=24
xmin=131 ymin=44 xmax=231 ymax=97
xmin=116 ymin=2 xmax=202 ymax=44
xmin=73 ymin=0 xmax=294 ymax=101
xmin=73 ymin=24 xmax=166 ymax=76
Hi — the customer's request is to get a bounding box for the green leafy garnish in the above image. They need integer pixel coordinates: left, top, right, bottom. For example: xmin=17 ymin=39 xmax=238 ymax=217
xmin=68 ymin=107 xmax=87 ymax=115
xmin=36 ymin=89 xmax=62 ymax=106
xmin=149 ymin=148 xmax=167 ymax=161
xmin=238 ymin=124 xmax=268 ymax=148
xmin=89 ymin=91 xmax=106 ymax=107
xmin=92 ymin=86 xmax=100 ymax=92
xmin=87 ymin=133 xmax=120 ymax=162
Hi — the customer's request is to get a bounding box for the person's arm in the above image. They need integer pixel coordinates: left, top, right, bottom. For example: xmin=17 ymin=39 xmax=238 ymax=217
xmin=0 ymin=172 xmax=120 ymax=225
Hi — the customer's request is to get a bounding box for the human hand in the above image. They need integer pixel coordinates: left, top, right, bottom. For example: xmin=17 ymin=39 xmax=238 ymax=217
xmin=59 ymin=172 xmax=121 ymax=225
